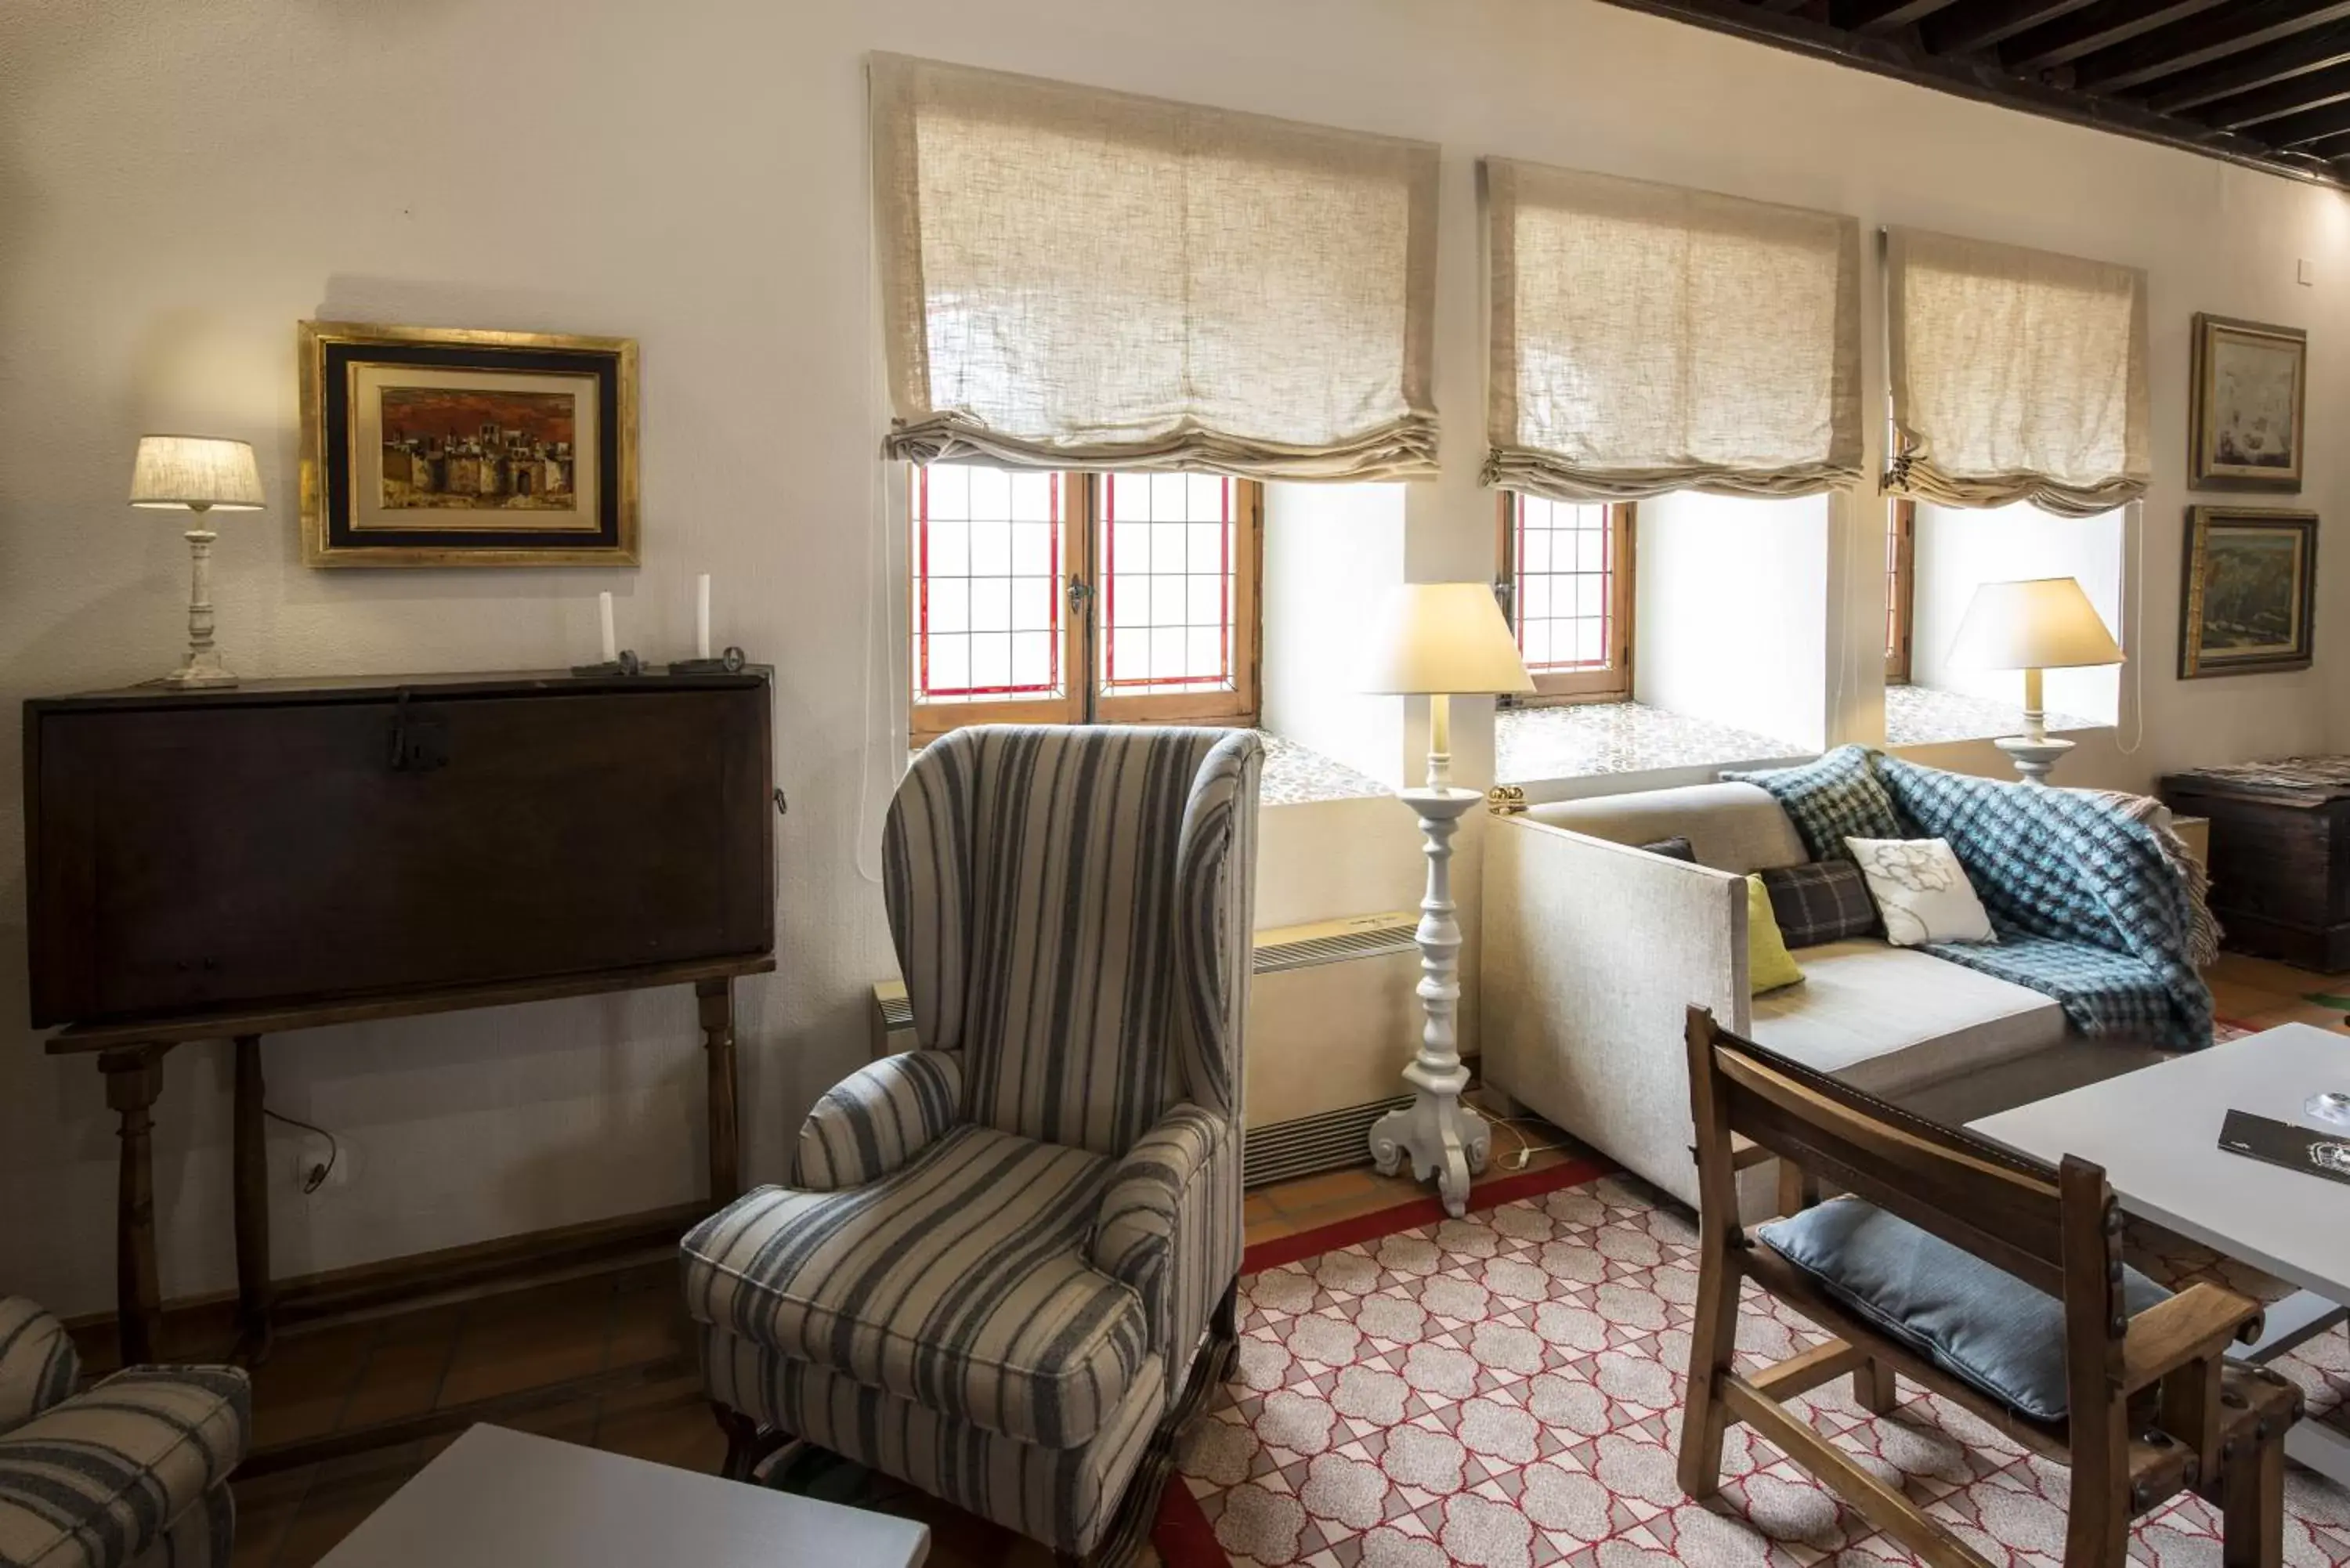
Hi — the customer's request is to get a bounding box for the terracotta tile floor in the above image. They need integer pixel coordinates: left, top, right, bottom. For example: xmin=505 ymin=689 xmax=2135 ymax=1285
xmin=226 ymin=951 xmax=2344 ymax=1566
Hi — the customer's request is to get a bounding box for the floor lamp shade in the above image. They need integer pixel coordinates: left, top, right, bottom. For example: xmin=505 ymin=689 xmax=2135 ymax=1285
xmin=129 ymin=436 xmax=265 ymax=511
xmin=1361 ymin=583 xmax=1537 ymax=695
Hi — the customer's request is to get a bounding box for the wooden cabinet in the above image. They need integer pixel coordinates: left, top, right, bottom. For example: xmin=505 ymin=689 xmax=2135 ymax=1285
xmin=27 ymin=671 xmax=773 ymax=1028
xmin=2160 ymin=762 xmax=2350 ymax=973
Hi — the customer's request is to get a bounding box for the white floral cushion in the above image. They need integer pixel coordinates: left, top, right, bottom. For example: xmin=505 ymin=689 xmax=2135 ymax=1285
xmin=1843 ymin=836 xmax=1996 ymax=947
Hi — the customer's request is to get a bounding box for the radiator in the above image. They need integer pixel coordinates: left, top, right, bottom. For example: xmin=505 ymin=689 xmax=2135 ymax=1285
xmin=867 ymin=911 xmax=1423 ymax=1188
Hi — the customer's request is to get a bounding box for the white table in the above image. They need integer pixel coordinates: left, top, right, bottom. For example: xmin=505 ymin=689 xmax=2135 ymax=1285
xmin=315 ymin=1425 xmax=930 ymax=1568
xmin=1970 ymin=1022 xmax=2350 ymax=1489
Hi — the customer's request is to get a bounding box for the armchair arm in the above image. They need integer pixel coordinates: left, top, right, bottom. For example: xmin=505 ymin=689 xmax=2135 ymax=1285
xmin=0 ymin=1364 xmax=248 ymax=1568
xmin=792 ymin=1050 xmax=964 ymax=1192
xmin=2120 ymin=1281 xmax=2265 ymax=1395
xmin=0 ymin=1297 xmax=78 ymax=1436
xmin=1090 ymin=1105 xmax=1239 ymax=1401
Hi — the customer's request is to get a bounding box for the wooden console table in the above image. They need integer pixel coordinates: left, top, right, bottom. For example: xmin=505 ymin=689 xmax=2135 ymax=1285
xmin=49 ymin=952 xmax=771 ymax=1367
xmin=24 ymin=670 xmax=779 ymax=1375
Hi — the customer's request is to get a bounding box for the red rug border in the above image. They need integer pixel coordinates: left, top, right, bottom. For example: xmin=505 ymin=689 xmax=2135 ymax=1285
xmin=1149 ymin=1154 xmax=1613 ymax=1568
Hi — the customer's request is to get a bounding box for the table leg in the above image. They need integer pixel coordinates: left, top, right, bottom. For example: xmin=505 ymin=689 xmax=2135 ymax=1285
xmin=2229 ymin=1288 xmax=2350 ymax=1488
xmin=233 ymin=1034 xmax=276 ymax=1364
xmin=100 ymin=1045 xmax=168 ymax=1367
xmin=697 ymin=978 xmax=739 ymax=1205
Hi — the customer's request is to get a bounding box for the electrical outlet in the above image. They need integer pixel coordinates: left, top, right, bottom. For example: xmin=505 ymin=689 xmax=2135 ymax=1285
xmin=295 ymin=1131 xmax=356 ymax=1193
xmin=2299 ymin=258 xmax=2315 ymax=286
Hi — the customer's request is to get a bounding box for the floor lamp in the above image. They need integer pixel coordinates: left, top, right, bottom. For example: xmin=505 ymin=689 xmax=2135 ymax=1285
xmin=1947 ymin=576 xmax=2123 ymax=782
xmin=1361 ymin=583 xmax=1536 ymax=1217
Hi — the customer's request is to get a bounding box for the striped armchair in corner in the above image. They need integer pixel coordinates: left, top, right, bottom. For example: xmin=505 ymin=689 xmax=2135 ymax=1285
xmin=682 ymin=724 xmax=1262 ymax=1567
xmin=0 ymin=1297 xmax=249 ymax=1568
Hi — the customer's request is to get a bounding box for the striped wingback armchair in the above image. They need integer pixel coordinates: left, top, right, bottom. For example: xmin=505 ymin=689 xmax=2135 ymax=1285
xmin=0 ymin=1297 xmax=249 ymax=1568
xmin=683 ymin=725 xmax=1261 ymax=1566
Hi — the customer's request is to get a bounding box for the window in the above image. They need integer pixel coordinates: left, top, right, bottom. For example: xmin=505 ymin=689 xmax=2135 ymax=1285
xmin=1886 ymin=498 xmax=1915 ymax=685
xmin=909 ymin=466 xmax=1260 ymax=741
xmin=1496 ymin=495 xmax=1635 ymax=703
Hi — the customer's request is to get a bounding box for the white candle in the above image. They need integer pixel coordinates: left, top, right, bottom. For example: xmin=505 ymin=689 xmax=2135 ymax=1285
xmin=696 ymin=573 xmax=712 ymax=660
xmin=598 ymin=591 xmax=617 ymax=663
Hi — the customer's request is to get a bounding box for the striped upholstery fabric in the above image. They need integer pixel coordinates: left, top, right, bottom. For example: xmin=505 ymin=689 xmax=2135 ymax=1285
xmin=701 ymin=1327 xmax=1164 ymax=1554
xmin=699 ymin=724 xmax=1260 ymax=1556
xmin=123 ymin=1487 xmax=233 ymax=1568
xmin=1089 ymin=1105 xmax=1241 ymax=1404
xmin=0 ymin=1366 xmax=248 ymax=1568
xmin=884 ymin=727 xmax=1261 ymax=1156
xmin=0 ymin=1300 xmax=79 ymax=1436
xmin=791 ymin=1050 xmax=964 ymax=1191
xmin=683 ymin=1126 xmax=1145 ymax=1447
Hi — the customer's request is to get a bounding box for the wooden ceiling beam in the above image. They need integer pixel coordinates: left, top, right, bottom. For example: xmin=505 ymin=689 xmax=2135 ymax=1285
xmin=1837 ymin=0 xmax=1965 ymax=31
xmin=2072 ymin=0 xmax=2350 ymax=93
xmin=1923 ymin=0 xmax=2102 ymax=56
xmin=2000 ymin=0 xmax=2232 ymax=75
xmin=2142 ymin=20 xmax=2350 ymax=110
xmin=2193 ymin=57 xmax=2350 ymax=127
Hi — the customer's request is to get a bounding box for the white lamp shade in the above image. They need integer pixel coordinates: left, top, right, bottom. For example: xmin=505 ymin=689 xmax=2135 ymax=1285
xmin=1361 ymin=583 xmax=1537 ymax=695
xmin=130 ymin=436 xmax=264 ymax=511
xmin=1947 ymin=576 xmax=2123 ymax=671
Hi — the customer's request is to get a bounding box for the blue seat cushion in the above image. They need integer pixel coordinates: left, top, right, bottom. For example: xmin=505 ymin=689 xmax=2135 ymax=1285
xmin=1757 ymin=1195 xmax=2169 ymax=1423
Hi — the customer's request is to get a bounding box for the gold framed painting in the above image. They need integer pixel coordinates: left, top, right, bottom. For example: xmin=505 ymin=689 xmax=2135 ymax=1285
xmin=2178 ymin=505 xmax=2317 ymax=678
xmin=2189 ymin=313 xmax=2306 ymax=493
xmin=299 ymin=322 xmax=638 ymax=566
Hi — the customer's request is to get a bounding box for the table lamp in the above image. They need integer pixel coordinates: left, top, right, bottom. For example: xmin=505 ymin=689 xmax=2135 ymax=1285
xmin=1360 ymin=583 xmax=1536 ymax=1216
xmin=1947 ymin=576 xmax=2123 ymax=782
xmin=130 ymin=435 xmax=264 ymax=689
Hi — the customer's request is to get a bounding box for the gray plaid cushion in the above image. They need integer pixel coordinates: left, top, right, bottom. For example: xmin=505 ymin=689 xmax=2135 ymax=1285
xmin=1724 ymin=746 xmax=1906 ymax=863
xmin=1758 ymin=861 xmax=1880 ymax=947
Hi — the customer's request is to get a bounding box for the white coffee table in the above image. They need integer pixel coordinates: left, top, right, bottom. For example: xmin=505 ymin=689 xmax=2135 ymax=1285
xmin=315 ymin=1424 xmax=930 ymax=1568
xmin=1969 ymin=1021 xmax=2350 ymax=1489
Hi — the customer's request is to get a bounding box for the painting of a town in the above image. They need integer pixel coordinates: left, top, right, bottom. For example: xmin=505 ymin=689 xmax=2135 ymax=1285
xmin=379 ymin=387 xmax=577 ymax=510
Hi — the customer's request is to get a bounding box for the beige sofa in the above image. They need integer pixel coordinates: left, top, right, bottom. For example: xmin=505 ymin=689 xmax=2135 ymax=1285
xmin=1480 ymin=781 xmax=2169 ymax=1210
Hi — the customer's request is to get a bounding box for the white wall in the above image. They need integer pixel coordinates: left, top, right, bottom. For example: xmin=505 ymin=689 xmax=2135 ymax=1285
xmin=1911 ymin=501 xmax=2127 ymax=724
xmin=6 ymin=0 xmax=2350 ymax=1315
xmin=1262 ymin=484 xmax=1408 ymax=789
xmin=1633 ymin=492 xmax=1831 ymax=750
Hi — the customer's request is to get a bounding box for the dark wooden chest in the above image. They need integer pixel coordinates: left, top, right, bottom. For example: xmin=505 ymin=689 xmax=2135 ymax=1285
xmin=25 ymin=670 xmax=774 ymax=1028
xmin=2160 ymin=760 xmax=2350 ymax=973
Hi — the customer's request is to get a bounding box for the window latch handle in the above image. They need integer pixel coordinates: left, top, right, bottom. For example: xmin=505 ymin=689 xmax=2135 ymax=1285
xmin=1067 ymin=577 xmax=1094 ymax=615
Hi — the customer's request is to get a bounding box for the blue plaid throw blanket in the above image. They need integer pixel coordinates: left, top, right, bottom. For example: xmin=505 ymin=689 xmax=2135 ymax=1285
xmin=1875 ymin=757 xmax=2212 ymax=1051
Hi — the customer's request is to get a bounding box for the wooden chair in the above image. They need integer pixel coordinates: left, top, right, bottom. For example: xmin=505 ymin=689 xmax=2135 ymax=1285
xmin=1679 ymin=1006 xmax=2305 ymax=1568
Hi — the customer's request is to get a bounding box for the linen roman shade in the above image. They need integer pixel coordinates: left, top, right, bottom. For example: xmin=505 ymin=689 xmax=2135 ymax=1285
xmin=1885 ymin=227 xmax=2149 ymax=518
xmin=1482 ymin=159 xmax=1863 ymax=502
xmin=870 ymin=54 xmax=1440 ymax=480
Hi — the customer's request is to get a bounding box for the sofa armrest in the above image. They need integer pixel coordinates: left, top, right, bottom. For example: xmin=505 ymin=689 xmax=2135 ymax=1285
xmin=792 ymin=1050 xmax=964 ymax=1191
xmin=1089 ymin=1104 xmax=1238 ymax=1404
xmin=1480 ymin=815 xmax=1746 ymax=1209
xmin=0 ymin=1298 xmax=79 ymax=1436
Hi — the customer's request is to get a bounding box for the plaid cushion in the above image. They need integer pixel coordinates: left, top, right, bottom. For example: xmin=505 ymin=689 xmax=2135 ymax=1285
xmin=1723 ymin=746 xmax=1906 ymax=863
xmin=1758 ymin=861 xmax=1880 ymax=947
xmin=1637 ymin=836 xmax=1697 ymax=863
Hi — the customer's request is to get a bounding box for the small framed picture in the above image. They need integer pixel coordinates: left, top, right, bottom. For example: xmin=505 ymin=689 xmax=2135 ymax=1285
xmin=2179 ymin=505 xmax=2317 ymax=678
xmin=299 ymin=322 xmax=638 ymax=566
xmin=2189 ymin=313 xmax=2306 ymax=493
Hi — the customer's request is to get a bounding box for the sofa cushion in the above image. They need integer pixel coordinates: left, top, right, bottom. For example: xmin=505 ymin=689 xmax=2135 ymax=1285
xmin=1724 ymin=746 xmax=1906 ymax=864
xmin=1637 ymin=836 xmax=1697 ymax=863
xmin=1528 ymin=782 xmax=1806 ymax=873
xmin=1748 ymin=940 xmax=2067 ymax=1098
xmin=1759 ymin=1196 xmax=2168 ymax=1422
xmin=680 ymin=1124 xmax=1145 ymax=1448
xmin=1757 ymin=861 xmax=1879 ymax=947
xmin=1745 ymin=876 xmax=1805 ymax=995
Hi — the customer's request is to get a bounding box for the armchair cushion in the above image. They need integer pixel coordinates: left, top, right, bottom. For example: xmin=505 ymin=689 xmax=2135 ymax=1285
xmin=792 ymin=1050 xmax=964 ymax=1191
xmin=1759 ymin=1195 xmax=2167 ymax=1422
xmin=682 ymin=1125 xmax=1147 ymax=1448
xmin=0 ymin=1365 xmax=248 ymax=1568
xmin=0 ymin=1299 xmax=79 ymax=1437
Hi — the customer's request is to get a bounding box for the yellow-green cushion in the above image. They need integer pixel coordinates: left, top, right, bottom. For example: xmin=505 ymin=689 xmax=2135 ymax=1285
xmin=1746 ymin=874 xmax=1805 ymax=994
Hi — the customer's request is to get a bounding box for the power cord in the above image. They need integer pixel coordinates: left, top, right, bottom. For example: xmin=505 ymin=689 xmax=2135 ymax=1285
xmin=262 ymin=1106 xmax=338 ymax=1194
xmin=1465 ymin=1088 xmax=1578 ymax=1173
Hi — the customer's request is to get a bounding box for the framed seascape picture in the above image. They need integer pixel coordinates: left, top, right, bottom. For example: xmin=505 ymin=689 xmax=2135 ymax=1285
xmin=2189 ymin=313 xmax=2306 ymax=493
xmin=299 ymin=322 xmax=638 ymax=566
xmin=2179 ymin=505 xmax=2318 ymax=678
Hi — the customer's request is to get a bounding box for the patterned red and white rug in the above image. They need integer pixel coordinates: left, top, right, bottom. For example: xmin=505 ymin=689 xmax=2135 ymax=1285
xmin=1160 ymin=1163 xmax=2350 ymax=1568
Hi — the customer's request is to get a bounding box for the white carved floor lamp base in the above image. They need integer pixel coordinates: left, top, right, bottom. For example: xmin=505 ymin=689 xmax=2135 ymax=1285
xmin=1368 ymin=786 xmax=1490 ymax=1217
